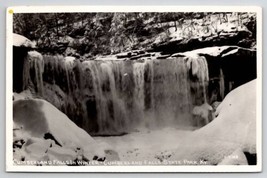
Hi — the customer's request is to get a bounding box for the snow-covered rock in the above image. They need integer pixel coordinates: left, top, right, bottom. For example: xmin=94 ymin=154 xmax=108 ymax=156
xmin=211 ymin=101 xmax=221 ymax=110
xmin=13 ymin=90 xmax=33 ymax=101
xmin=171 ymin=79 xmax=257 ymax=165
xmin=192 ymin=103 xmax=213 ymax=126
xmin=46 ymin=146 xmax=76 ymax=162
xmin=173 ymin=46 xmax=235 ymax=58
xmin=13 ymin=33 xmax=36 ymax=48
xmin=172 ymin=46 xmax=254 ymax=59
xmin=13 ymin=99 xmax=106 ymax=164
xmin=14 ymin=98 xmax=96 ymax=149
xmin=24 ymin=139 xmax=54 ymax=158
xmin=210 ymin=79 xmax=256 ymax=153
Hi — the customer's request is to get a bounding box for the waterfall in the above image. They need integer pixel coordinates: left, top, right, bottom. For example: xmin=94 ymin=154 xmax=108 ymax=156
xmin=80 ymin=61 xmax=130 ymax=135
xmin=151 ymin=58 xmax=193 ymax=127
xmin=63 ymin=57 xmax=73 ymax=94
xmin=199 ymin=56 xmax=209 ymax=103
xmin=133 ymin=62 xmax=146 ymax=124
xmin=23 ymin=51 xmax=44 ymax=96
xmin=186 ymin=55 xmax=209 ymax=104
xmin=27 ymin=54 xmax=211 ymax=135
xmin=99 ymin=62 xmax=128 ymax=133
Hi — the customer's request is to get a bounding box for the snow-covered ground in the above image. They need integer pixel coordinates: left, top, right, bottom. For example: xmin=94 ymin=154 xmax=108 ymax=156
xmin=13 ymin=79 xmax=257 ymax=166
xmin=94 ymin=127 xmax=193 ymax=165
xmin=95 ymin=79 xmax=257 ymax=165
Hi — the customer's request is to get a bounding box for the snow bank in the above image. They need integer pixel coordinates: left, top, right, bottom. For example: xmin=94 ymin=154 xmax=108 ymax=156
xmin=199 ymin=79 xmax=256 ymax=152
xmin=13 ymin=99 xmax=108 ymax=165
xmin=172 ymin=46 xmax=237 ymax=58
xmin=94 ymin=128 xmax=193 ymax=163
xmin=170 ymin=79 xmax=257 ymax=165
xmin=13 ymin=33 xmax=36 ymax=48
xmin=94 ymin=78 xmax=256 ymax=165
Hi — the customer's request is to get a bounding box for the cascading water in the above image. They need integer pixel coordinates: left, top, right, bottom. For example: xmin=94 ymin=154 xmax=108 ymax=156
xmin=151 ymin=58 xmax=193 ymax=127
xmin=133 ymin=62 xmax=146 ymax=126
xmin=28 ymin=54 xmax=211 ymax=135
xmin=80 ymin=61 xmax=130 ymax=134
xmin=186 ymin=55 xmax=209 ymax=105
xmin=23 ymin=51 xmax=44 ymax=96
xmin=196 ymin=56 xmax=209 ymax=103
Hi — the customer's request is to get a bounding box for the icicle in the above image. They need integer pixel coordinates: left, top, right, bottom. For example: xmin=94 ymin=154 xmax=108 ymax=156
xmin=219 ymin=69 xmax=225 ymax=99
xmin=186 ymin=55 xmax=209 ymax=103
xmin=27 ymin=51 xmax=44 ymax=96
xmin=63 ymin=56 xmax=76 ymax=94
xmin=133 ymin=62 xmax=146 ymax=115
xmin=199 ymin=56 xmax=209 ymax=103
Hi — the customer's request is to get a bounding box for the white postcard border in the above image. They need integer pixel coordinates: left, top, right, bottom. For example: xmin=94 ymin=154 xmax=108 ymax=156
xmin=6 ymin=5 xmax=263 ymax=172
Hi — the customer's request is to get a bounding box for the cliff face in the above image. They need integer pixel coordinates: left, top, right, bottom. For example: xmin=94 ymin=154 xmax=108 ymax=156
xmin=13 ymin=34 xmax=36 ymax=93
xmin=13 ymin=12 xmax=256 ymax=57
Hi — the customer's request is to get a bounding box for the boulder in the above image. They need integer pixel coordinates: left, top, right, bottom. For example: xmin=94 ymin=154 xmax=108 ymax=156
xmin=13 ymin=99 xmax=106 ymax=163
xmin=13 ymin=99 xmax=96 ymax=148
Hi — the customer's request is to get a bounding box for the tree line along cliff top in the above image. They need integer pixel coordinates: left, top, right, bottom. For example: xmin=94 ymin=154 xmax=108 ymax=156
xmin=13 ymin=12 xmax=256 ymax=58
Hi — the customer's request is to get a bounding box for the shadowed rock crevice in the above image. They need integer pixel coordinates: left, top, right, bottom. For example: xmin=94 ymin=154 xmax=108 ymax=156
xmin=43 ymin=132 xmax=62 ymax=147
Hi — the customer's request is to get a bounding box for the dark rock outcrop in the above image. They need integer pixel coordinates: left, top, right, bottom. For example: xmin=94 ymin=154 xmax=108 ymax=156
xmin=173 ymin=46 xmax=256 ymax=102
xmin=13 ymin=46 xmax=29 ymax=93
xmin=220 ymin=47 xmax=256 ymax=93
xmin=13 ymin=34 xmax=36 ymax=93
xmin=151 ymin=29 xmax=253 ymax=55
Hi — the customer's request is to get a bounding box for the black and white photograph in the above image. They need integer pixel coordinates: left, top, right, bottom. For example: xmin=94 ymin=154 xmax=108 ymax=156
xmin=6 ymin=6 xmax=262 ymax=172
